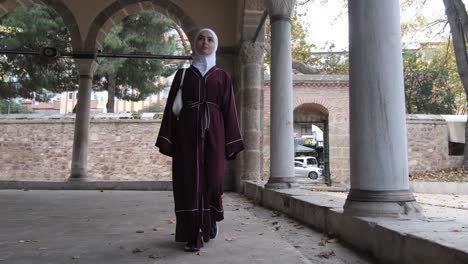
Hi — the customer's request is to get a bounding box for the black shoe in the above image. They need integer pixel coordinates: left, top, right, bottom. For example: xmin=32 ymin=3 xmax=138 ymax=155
xmin=184 ymin=242 xmax=199 ymax=252
xmin=209 ymin=222 xmax=218 ymax=239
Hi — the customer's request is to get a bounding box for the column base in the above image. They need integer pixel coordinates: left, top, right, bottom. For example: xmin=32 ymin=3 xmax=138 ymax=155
xmin=344 ymin=189 xmax=423 ymax=218
xmin=343 ymin=200 xmax=423 ymax=218
xmin=265 ymin=177 xmax=299 ymax=189
xmin=69 ymin=168 xmax=89 ymax=182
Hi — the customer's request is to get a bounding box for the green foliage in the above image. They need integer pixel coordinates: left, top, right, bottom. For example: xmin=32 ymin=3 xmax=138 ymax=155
xmin=0 ymin=99 xmax=32 ymax=113
xmin=403 ymin=42 xmax=463 ymax=114
xmin=0 ymin=4 xmax=77 ymax=100
xmin=95 ymin=11 xmax=181 ymax=102
xmin=131 ymin=111 xmax=141 ymax=119
xmin=139 ymin=101 xmax=165 ymax=113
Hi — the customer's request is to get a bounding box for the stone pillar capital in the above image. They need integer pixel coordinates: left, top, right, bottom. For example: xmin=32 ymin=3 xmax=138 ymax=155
xmin=265 ymin=0 xmax=295 ymax=22
xmin=75 ymin=59 xmax=98 ymax=77
xmin=240 ymin=41 xmax=264 ymax=64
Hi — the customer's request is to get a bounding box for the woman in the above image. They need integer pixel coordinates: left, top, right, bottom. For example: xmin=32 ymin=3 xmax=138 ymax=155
xmin=155 ymin=28 xmax=244 ymax=252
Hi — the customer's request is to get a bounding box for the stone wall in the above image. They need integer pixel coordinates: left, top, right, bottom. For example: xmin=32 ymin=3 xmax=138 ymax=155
xmin=407 ymin=115 xmax=463 ymax=173
xmin=262 ymin=77 xmax=464 ymax=186
xmin=0 ymin=105 xmax=463 ymax=186
xmin=0 ymin=118 xmax=172 ymax=182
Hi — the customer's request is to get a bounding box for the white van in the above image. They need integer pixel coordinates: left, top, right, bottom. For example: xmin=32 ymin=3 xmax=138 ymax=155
xmin=294 ymin=156 xmax=318 ymax=168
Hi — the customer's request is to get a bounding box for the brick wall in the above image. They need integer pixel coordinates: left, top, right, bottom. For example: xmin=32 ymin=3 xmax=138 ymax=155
xmin=264 ymin=76 xmax=351 ymax=185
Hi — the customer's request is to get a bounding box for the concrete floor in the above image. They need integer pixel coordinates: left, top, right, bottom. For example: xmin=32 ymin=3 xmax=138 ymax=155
xmin=0 ymin=190 xmax=375 ymax=264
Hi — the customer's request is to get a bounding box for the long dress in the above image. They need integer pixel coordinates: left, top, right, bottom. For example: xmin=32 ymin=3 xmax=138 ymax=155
xmin=155 ymin=65 xmax=244 ymax=247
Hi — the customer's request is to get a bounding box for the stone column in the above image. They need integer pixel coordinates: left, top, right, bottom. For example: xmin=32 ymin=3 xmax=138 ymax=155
xmin=69 ymin=59 xmax=97 ymax=181
xmin=238 ymin=41 xmax=264 ymax=191
xmin=265 ymin=0 xmax=297 ymax=189
xmin=344 ymin=0 xmax=422 ymax=217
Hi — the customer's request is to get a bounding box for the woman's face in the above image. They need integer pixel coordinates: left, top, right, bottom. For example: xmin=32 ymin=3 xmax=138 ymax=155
xmin=195 ymin=31 xmax=215 ymax=56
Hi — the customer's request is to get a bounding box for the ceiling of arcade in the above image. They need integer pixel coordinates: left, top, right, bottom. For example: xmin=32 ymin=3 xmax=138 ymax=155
xmin=0 ymin=0 xmax=266 ymax=52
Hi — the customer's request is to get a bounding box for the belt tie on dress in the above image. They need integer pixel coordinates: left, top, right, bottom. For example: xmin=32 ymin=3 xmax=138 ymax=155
xmin=186 ymin=100 xmax=220 ymax=139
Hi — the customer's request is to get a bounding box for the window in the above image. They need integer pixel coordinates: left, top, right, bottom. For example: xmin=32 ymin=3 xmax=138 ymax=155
xmin=294 ymin=162 xmax=304 ymax=168
xmin=68 ymin=92 xmax=73 ymax=100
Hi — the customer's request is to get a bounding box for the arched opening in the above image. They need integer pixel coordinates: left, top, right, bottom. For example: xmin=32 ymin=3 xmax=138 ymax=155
xmin=84 ymin=0 xmax=198 ymax=52
xmin=0 ymin=3 xmax=77 ymax=112
xmin=293 ymin=103 xmax=331 ymax=184
xmin=83 ymin=8 xmax=191 ymax=181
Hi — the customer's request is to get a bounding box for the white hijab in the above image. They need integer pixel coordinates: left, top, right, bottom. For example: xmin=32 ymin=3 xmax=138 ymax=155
xmin=192 ymin=28 xmax=218 ymax=76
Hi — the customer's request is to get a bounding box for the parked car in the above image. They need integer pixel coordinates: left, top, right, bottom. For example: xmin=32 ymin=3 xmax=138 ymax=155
xmin=294 ymin=161 xmax=323 ymax=179
xmin=294 ymin=156 xmax=318 ymax=168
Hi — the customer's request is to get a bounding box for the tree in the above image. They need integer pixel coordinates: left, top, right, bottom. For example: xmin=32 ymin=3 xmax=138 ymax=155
xmin=0 ymin=99 xmax=31 ymax=114
xmin=403 ymin=43 xmax=458 ymax=114
xmin=0 ymin=4 xmax=76 ymax=100
xmin=94 ymin=11 xmax=181 ymax=113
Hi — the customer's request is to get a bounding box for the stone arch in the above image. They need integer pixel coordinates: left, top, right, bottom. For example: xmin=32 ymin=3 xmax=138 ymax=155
xmin=0 ymin=0 xmax=82 ymax=51
xmin=294 ymin=103 xmax=329 ymax=123
xmin=293 ymin=102 xmax=331 ymax=184
xmin=84 ymin=0 xmax=198 ymax=51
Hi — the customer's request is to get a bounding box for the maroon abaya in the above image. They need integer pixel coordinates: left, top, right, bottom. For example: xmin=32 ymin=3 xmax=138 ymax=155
xmin=155 ymin=65 xmax=244 ymax=247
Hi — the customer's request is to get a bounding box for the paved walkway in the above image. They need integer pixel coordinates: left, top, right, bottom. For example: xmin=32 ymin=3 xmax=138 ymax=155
xmin=0 ymin=190 xmax=375 ymax=264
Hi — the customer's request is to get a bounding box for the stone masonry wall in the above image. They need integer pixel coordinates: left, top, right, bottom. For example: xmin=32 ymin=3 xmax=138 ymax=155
xmin=0 ymin=119 xmax=172 ymax=181
xmin=0 ymin=101 xmax=463 ymax=185
xmin=407 ymin=115 xmax=463 ymax=173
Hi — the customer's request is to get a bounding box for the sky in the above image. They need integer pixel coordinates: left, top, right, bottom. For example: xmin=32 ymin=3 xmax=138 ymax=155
xmin=300 ymin=0 xmax=453 ymax=51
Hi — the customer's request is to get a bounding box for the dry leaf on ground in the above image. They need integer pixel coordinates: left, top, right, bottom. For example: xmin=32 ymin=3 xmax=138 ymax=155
xmin=318 ymin=250 xmax=336 ymax=259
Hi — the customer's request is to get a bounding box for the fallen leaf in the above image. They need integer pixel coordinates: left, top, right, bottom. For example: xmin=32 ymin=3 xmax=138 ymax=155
xmin=168 ymin=219 xmax=176 ymax=224
xmin=196 ymin=251 xmax=203 ymax=256
xmin=225 ymin=237 xmax=235 ymax=241
xmin=318 ymin=250 xmax=336 ymax=259
xmin=132 ymin=248 xmax=147 ymax=253
xmin=235 ymin=229 xmax=242 ymax=232
xmin=258 ymin=233 xmax=264 ymax=236
xmin=327 ymin=238 xmax=339 ymax=243
xmin=31 ymin=240 xmax=40 ymax=243
xmin=454 ymin=227 xmax=462 ymax=232
xmin=148 ymin=254 xmax=159 ymax=259
xmin=153 ymin=227 xmax=165 ymax=231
